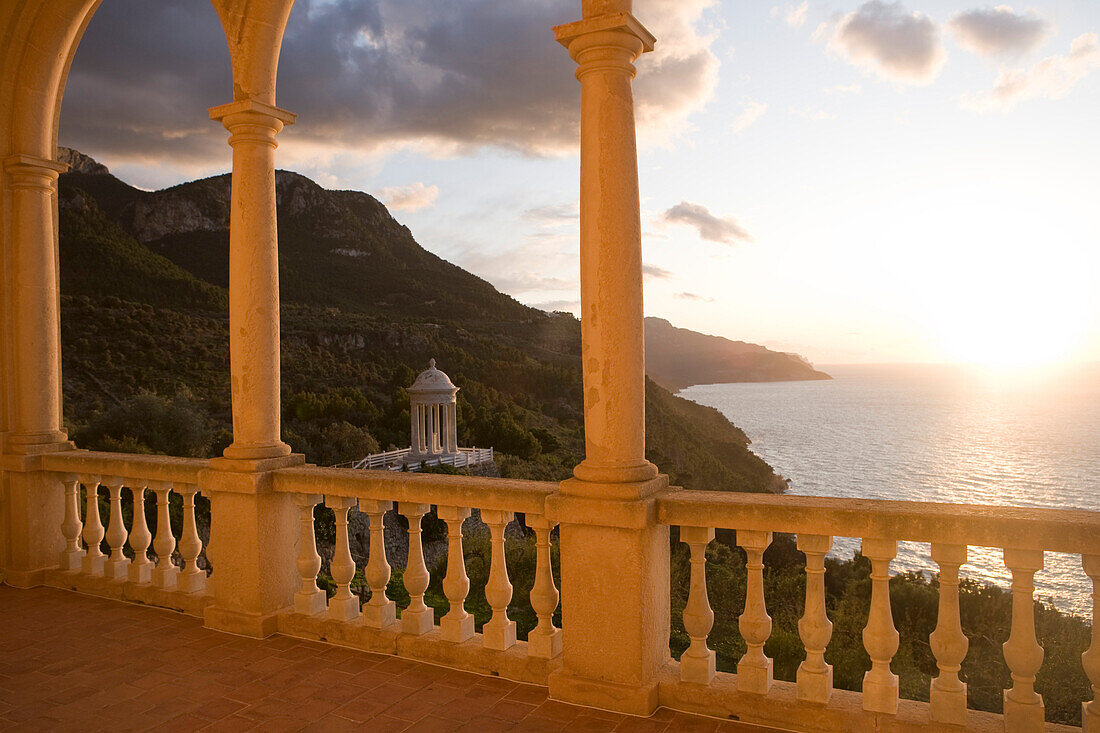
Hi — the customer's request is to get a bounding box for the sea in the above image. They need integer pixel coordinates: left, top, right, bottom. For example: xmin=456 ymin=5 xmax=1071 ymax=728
xmin=679 ymin=363 xmax=1100 ymax=616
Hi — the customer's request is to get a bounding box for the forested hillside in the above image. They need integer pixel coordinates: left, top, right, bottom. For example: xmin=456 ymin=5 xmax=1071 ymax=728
xmin=57 ymin=150 xmax=783 ymax=493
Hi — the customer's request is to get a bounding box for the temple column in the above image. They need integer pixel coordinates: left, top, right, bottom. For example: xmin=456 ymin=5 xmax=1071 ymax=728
xmin=1 ymin=155 xmax=73 ymax=586
xmin=548 ymin=2 xmax=670 ymax=716
xmin=208 ymin=99 xmax=295 ymax=461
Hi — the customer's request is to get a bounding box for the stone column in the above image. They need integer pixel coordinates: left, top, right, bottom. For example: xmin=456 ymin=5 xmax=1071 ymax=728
xmin=548 ymin=3 xmax=670 ymax=716
xmin=410 ymin=401 xmax=421 ymax=454
xmin=560 ymin=6 xmax=656 ymax=488
xmin=1 ymin=155 xmax=72 ymax=586
xmin=208 ymin=99 xmax=296 ymax=461
xmin=3 ymin=155 xmax=69 ymax=447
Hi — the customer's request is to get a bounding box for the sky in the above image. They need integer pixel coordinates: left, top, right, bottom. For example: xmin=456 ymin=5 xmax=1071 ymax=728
xmin=59 ymin=1 xmax=1100 ymax=367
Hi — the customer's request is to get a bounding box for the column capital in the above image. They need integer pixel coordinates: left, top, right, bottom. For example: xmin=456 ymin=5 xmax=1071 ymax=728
xmin=554 ymin=11 xmax=655 ymax=68
xmin=4 ymin=154 xmax=68 ymax=189
xmin=209 ymin=98 xmax=297 ymax=133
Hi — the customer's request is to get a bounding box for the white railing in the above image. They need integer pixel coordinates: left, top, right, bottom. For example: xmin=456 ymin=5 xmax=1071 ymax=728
xmin=335 ymin=446 xmax=495 ymax=471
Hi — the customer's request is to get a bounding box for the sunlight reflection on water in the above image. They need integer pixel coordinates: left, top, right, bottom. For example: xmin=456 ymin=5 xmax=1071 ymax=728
xmin=681 ymin=363 xmax=1100 ymax=616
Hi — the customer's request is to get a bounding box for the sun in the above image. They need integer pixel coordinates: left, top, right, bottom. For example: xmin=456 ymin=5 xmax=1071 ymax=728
xmin=934 ymin=283 xmax=1090 ymax=372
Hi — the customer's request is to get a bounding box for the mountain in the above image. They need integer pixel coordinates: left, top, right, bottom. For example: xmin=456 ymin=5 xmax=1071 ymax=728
xmin=644 ymin=317 xmax=830 ymax=391
xmin=56 ymin=148 xmax=785 ymax=493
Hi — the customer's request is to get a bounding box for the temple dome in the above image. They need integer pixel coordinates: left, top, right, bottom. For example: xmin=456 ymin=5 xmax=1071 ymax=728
xmin=409 ymin=358 xmax=458 ymax=394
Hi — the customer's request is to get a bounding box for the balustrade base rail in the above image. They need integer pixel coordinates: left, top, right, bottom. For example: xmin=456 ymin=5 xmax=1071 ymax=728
xmin=276 ymin=611 xmax=560 ymax=686
xmin=658 ymin=666 xmax=1080 ymax=733
xmin=42 ymin=568 xmax=214 ymax=617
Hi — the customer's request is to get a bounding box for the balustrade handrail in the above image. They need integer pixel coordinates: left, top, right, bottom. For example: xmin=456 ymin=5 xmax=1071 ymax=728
xmin=658 ymin=489 xmax=1100 ymax=555
xmin=273 ymin=464 xmax=557 ymax=515
xmin=40 ymin=449 xmax=207 ymax=486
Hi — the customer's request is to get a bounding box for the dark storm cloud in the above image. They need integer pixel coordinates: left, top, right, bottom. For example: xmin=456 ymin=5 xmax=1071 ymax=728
xmin=60 ymin=0 xmax=717 ymax=165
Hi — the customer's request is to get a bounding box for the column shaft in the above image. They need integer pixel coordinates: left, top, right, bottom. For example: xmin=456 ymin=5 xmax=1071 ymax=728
xmin=209 ymin=99 xmax=296 ymax=461
xmin=4 ymin=156 xmax=69 ymax=445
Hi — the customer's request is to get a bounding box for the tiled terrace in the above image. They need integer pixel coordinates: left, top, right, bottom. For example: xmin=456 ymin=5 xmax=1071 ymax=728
xmin=0 ymin=587 xmax=774 ymax=733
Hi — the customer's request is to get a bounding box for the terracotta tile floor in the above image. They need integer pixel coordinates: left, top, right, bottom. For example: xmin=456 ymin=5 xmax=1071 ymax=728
xmin=0 ymin=586 xmax=772 ymax=732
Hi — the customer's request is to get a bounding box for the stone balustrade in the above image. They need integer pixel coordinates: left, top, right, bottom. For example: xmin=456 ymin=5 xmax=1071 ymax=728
xmin=14 ymin=451 xmax=1100 ymax=729
xmin=272 ymin=465 xmax=563 ymax=683
xmin=40 ymin=450 xmax=212 ymax=615
xmin=659 ymin=490 xmax=1100 ymax=731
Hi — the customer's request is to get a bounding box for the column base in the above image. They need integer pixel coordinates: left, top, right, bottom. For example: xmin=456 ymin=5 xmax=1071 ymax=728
xmin=737 ymin=658 xmax=773 ymax=694
xmin=796 ymin=663 xmax=832 ymax=704
xmin=483 ymin=618 xmax=517 ymax=650
xmin=929 ymin=682 xmax=967 ymax=727
xmin=59 ymin=550 xmax=84 ymax=572
xmin=441 ymin=614 xmax=475 ymax=643
xmin=128 ymin=562 xmax=152 ymax=585
xmin=680 ymin=651 xmax=715 ymax=685
xmin=862 ymin=671 xmax=899 ymax=714
xmin=153 ymin=565 xmax=178 ymax=589
xmin=363 ymin=600 xmax=397 ymax=629
xmin=178 ymin=570 xmax=206 ymax=595
xmin=204 ymin=604 xmax=281 ymax=638
xmin=2 ymin=568 xmax=48 ymax=588
xmin=104 ymin=558 xmax=130 ymax=581
xmin=82 ymin=554 xmax=105 ymax=577
xmin=402 ymin=607 xmax=434 ymax=635
xmin=328 ymin=596 xmax=361 ymax=622
xmin=221 ymin=441 xmax=292 ymax=461
xmin=528 ymin=628 xmax=562 ymax=659
xmin=1084 ymin=701 xmax=1098 ymax=733
xmin=295 ymin=589 xmax=327 ymax=616
xmin=1004 ymin=691 xmax=1044 ymax=732
xmin=549 ymin=667 xmax=661 ymax=716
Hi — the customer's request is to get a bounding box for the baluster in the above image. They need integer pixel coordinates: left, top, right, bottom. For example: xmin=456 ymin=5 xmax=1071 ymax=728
xmin=930 ymin=543 xmax=968 ymax=726
xmin=1083 ymin=554 xmax=1099 ymax=733
xmin=151 ymin=482 xmax=178 ymax=588
xmin=59 ymin=477 xmax=84 ymax=571
xmin=482 ymin=509 xmax=516 ymax=650
xmin=681 ymin=526 xmax=716 ymax=684
xmin=400 ymin=502 xmax=433 ymax=634
xmin=328 ymin=496 xmax=360 ymax=621
xmin=177 ymin=486 xmax=205 ymax=593
xmin=737 ymin=529 xmax=773 ymax=693
xmin=527 ymin=514 xmax=562 ymax=659
xmin=862 ymin=538 xmax=899 ymax=714
xmin=292 ymin=494 xmax=326 ymax=615
xmin=103 ymin=481 xmax=130 ymax=580
xmin=361 ymin=500 xmax=396 ymax=628
xmin=797 ymin=534 xmax=833 ymax=703
xmin=127 ymin=485 xmax=153 ymax=584
xmin=1002 ymin=548 xmax=1045 ymax=731
xmin=81 ymin=477 xmax=105 ymax=576
xmin=439 ymin=506 xmax=474 ymax=642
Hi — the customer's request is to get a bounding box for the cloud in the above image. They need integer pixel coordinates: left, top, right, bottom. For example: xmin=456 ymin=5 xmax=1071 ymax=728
xmin=522 ymin=203 xmax=578 ymax=222
xmin=962 ymin=32 xmax=1100 ymax=111
xmin=790 ymin=106 xmax=836 ymax=121
xmin=827 ymin=1 xmax=946 ymax=84
xmin=662 ymin=201 xmax=753 ymax=245
xmin=731 ymin=99 xmax=768 ymax=133
xmin=59 ymin=0 xmax=720 ymax=173
xmin=948 ymin=6 xmax=1052 ymax=58
xmin=643 ymin=263 xmax=674 ymax=280
xmin=780 ymin=2 xmax=810 ymax=29
xmin=531 ymin=299 xmax=580 ymax=313
xmin=675 ymin=292 xmax=715 ymax=302
xmin=824 ymin=83 xmax=862 ymax=94
xmin=376 ymin=183 xmax=439 ymax=212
